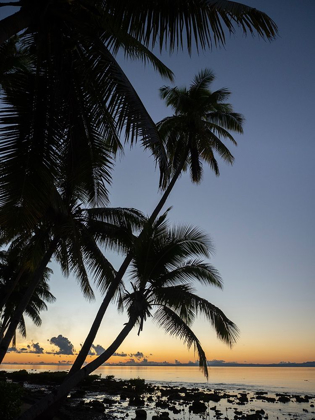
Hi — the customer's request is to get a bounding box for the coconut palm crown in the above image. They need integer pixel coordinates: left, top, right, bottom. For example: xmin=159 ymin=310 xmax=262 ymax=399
xmin=119 ymin=213 xmax=239 ymax=378
xmin=157 ymin=69 xmax=244 ymax=188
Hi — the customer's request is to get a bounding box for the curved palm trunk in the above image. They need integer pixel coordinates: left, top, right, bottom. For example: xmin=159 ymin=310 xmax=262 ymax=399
xmin=0 ymin=268 xmax=24 ymax=312
xmin=0 ymin=9 xmax=31 ymax=45
xmin=16 ymin=150 xmax=189 ymax=419
xmin=69 ymin=151 xmax=188 ymax=375
xmin=0 ymin=313 xmax=10 ymax=340
xmin=17 ymin=316 xmax=137 ymax=420
xmin=0 ymin=238 xmax=58 ymax=363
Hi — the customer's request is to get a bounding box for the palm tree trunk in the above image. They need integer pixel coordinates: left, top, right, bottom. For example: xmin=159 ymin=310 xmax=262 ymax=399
xmin=0 ymin=238 xmax=58 ymax=363
xmin=0 ymin=9 xmax=31 ymax=45
xmin=0 ymin=268 xmax=24 ymax=312
xmin=68 ymin=151 xmax=188 ymax=375
xmin=17 ymin=316 xmax=137 ymax=420
xmin=18 ymin=150 xmax=189 ymax=419
xmin=0 ymin=314 xmax=10 ymax=340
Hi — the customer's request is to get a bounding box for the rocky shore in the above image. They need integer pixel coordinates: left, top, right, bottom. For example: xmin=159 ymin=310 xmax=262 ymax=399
xmin=2 ymin=370 xmax=315 ymax=420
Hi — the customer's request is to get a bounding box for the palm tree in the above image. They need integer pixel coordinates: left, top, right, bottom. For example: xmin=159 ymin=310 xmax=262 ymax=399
xmin=0 ymin=1 xmax=277 ymax=226
xmin=18 ymin=213 xmax=238 ymax=420
xmin=0 ymin=42 xmax=152 ymax=363
xmin=0 ymin=249 xmax=55 ymax=345
xmin=63 ymin=68 xmax=244 ymax=377
xmin=0 ymin=2 xmax=277 ymax=210
xmin=157 ymin=68 xmax=244 ymax=188
xmin=0 ymin=248 xmax=55 ymax=342
xmin=0 ymin=184 xmax=145 ymax=363
xmin=0 ymin=0 xmax=274 ymax=384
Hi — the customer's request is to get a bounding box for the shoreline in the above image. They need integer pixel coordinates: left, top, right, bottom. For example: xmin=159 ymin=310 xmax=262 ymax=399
xmin=2 ymin=370 xmax=315 ymax=420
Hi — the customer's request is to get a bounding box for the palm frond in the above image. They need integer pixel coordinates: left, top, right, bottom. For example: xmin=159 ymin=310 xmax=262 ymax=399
xmin=102 ymin=0 xmax=277 ymax=53
xmin=190 ymin=68 xmax=215 ymax=92
xmin=154 ymin=305 xmax=208 ymax=378
xmin=186 ymin=292 xmax=239 ymax=346
xmin=157 ymin=260 xmax=222 ymax=289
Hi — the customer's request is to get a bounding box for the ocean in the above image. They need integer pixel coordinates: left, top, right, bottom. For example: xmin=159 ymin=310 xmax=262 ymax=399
xmin=1 ymin=364 xmax=314 ymax=394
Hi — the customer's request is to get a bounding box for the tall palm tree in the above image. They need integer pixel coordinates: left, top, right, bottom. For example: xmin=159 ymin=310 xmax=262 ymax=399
xmin=157 ymin=68 xmax=244 ymax=189
xmin=63 ymin=68 xmax=244 ymax=377
xmin=18 ymin=213 xmax=238 ymax=420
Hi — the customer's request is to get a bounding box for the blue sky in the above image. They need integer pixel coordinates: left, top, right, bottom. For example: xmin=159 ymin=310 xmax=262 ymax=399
xmin=2 ymin=1 xmax=315 ymax=366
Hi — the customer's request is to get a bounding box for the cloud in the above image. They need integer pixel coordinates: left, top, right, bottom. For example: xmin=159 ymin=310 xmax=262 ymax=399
xmin=49 ymin=335 xmax=74 ymax=355
xmin=7 ymin=343 xmax=43 ymax=354
xmin=91 ymin=344 xmax=105 ymax=356
xmin=27 ymin=343 xmax=44 ymax=354
xmin=207 ymin=359 xmax=227 ymax=366
xmin=113 ymin=352 xmax=127 ymax=357
xmin=7 ymin=347 xmax=20 ymax=353
xmin=129 ymin=351 xmax=144 ymax=360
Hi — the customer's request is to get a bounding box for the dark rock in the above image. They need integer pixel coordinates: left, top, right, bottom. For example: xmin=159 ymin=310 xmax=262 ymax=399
xmin=246 ymin=413 xmax=262 ymax=420
xmin=89 ymin=400 xmax=104 ymax=412
xmin=255 ymin=395 xmax=276 ymax=403
xmin=70 ymin=389 xmax=85 ymax=398
xmin=234 ymin=410 xmax=243 ymax=416
xmin=129 ymin=395 xmax=145 ymax=406
xmin=103 ymin=397 xmax=117 ymax=405
xmin=204 ymin=393 xmax=221 ymax=402
xmin=189 ymin=400 xmax=207 ymax=413
xmin=238 ymin=393 xmax=248 ymax=404
xmin=215 ymin=409 xmax=223 ymax=417
xmin=135 ymin=408 xmax=147 ymax=418
xmin=256 ymin=409 xmax=265 ymax=415
xmin=169 ymin=406 xmax=181 ymax=414
xmin=156 ymin=400 xmax=169 ymax=409
xmin=295 ymin=395 xmax=309 ymax=403
xmin=168 ymin=392 xmax=182 ymax=401
xmin=277 ymin=395 xmax=290 ymax=403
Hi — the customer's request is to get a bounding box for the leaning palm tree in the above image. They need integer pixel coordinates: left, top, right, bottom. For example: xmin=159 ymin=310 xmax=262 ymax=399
xmin=0 ymin=249 xmax=55 ymax=344
xmin=62 ymin=69 xmax=244 ymax=377
xmin=118 ymin=213 xmax=239 ymax=376
xmin=0 ymin=189 xmax=145 ymax=363
xmin=18 ymin=213 xmax=238 ymax=420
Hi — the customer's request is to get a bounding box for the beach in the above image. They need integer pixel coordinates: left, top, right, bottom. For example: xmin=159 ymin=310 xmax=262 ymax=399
xmin=1 ymin=366 xmax=315 ymax=420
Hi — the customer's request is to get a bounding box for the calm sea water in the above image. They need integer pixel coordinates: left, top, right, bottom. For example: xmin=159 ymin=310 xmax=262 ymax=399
xmin=1 ymin=364 xmax=314 ymax=394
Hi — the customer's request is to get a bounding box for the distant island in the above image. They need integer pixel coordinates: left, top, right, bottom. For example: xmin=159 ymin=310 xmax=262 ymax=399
xmin=2 ymin=361 xmax=315 ymax=368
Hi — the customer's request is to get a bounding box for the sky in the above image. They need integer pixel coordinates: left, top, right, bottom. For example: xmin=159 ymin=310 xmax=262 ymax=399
xmin=1 ymin=1 xmax=315 ymax=368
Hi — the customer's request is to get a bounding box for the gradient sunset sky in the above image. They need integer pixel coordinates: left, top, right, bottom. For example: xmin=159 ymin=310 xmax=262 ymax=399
xmin=2 ymin=1 xmax=315 ymax=367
